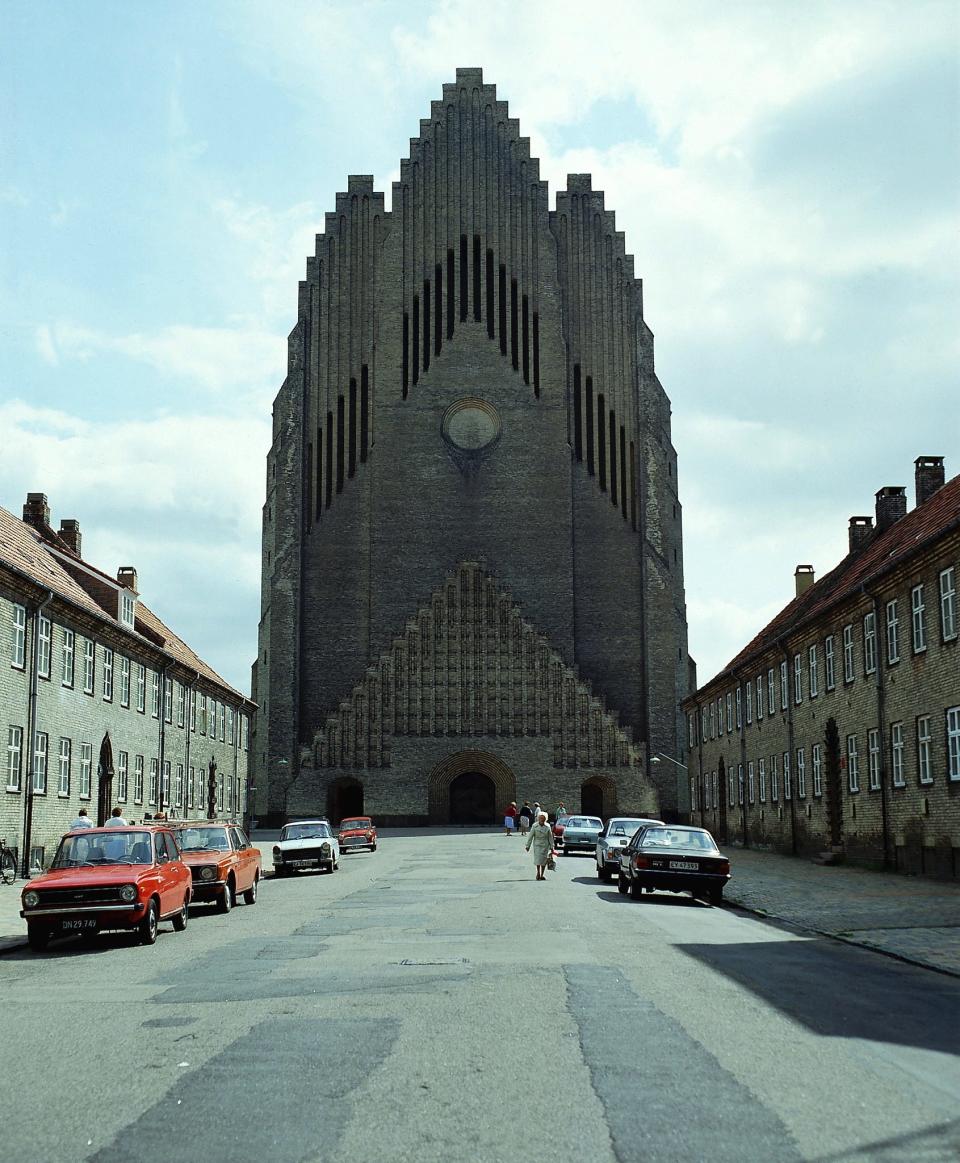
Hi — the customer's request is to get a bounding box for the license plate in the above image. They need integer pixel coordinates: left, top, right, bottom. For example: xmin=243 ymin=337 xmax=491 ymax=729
xmin=669 ymin=861 xmax=698 ymax=871
xmin=61 ymin=918 xmax=98 ymax=931
xmin=289 ymin=860 xmax=311 ymax=867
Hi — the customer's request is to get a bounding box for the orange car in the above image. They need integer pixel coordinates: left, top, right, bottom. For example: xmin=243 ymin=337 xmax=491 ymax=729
xmin=172 ymin=821 xmax=262 ymax=912
xmin=337 ymin=816 xmax=377 ymax=853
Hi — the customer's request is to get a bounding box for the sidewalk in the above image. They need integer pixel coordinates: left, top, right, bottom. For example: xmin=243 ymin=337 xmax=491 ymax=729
xmin=2 ymin=841 xmax=959 ymax=975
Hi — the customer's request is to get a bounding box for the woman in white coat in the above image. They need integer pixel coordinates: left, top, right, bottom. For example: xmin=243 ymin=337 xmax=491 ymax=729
xmin=525 ymin=811 xmax=554 ymax=880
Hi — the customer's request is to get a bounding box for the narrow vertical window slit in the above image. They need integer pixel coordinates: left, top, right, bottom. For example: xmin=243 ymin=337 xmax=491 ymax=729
xmin=459 ymin=236 xmax=468 ymax=322
xmin=336 ymin=397 xmax=345 ymax=493
xmin=510 ymin=280 xmax=518 ymax=371
xmin=597 ymin=393 xmax=607 ymax=490
xmin=586 ymin=378 xmax=595 ymax=475
xmin=472 ymin=235 xmax=481 ymax=321
xmin=498 ymin=265 xmax=507 ymax=354
xmin=412 ymin=296 xmax=420 ymax=385
xmin=360 ymin=367 xmax=369 ymax=462
xmin=521 ymin=295 xmax=530 ymax=384
xmin=573 ymin=365 xmax=582 ymax=461
xmin=486 ymin=250 xmax=494 ymax=337
xmin=348 ymin=379 xmax=357 ymax=478
xmin=434 ymin=266 xmax=442 ymax=356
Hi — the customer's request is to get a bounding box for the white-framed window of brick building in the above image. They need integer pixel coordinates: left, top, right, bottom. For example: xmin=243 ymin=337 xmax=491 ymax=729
xmin=688 ymin=713 xmax=695 ymax=748
xmin=756 ymin=674 xmax=764 ymax=720
xmin=102 ymin=647 xmax=113 ymax=702
xmin=690 ymin=775 xmax=697 ymax=813
xmin=79 ymin=742 xmax=92 ymax=798
xmin=783 ymin=750 xmax=792 ymax=799
xmin=243 ymin=714 xmax=249 ymax=751
xmin=745 ymin=681 xmax=753 ymax=725
xmin=227 ymin=705 xmax=235 ymax=746
xmin=33 ymin=731 xmax=48 ymax=794
xmin=890 ymin=723 xmax=904 ymax=787
xmin=83 ymin=637 xmax=95 ymax=694
xmin=701 ymin=705 xmax=707 ymax=743
xmin=200 ymin=693 xmax=208 ymax=735
xmin=712 ymin=770 xmax=718 ymax=809
xmin=771 ymin=754 xmax=779 ymax=802
xmin=7 ymin=726 xmax=23 ymax=791
xmin=57 ymin=736 xmax=71 ymax=796
xmin=808 ymin=645 xmax=818 ymax=698
xmin=911 ymin=584 xmax=926 ymax=652
xmin=162 ymin=761 xmax=171 ymax=809
xmin=187 ymin=765 xmax=195 ymax=810
xmin=947 ymin=707 xmax=960 ymax=782
xmin=728 ymin=767 xmax=735 ymax=806
xmin=177 ymin=682 xmax=186 ymax=728
xmin=940 ymin=567 xmax=957 ymax=641
xmin=38 ymin=615 xmax=51 ymax=678
xmin=151 ymin=671 xmax=160 ymax=718
xmin=738 ymin=763 xmax=744 ymax=805
xmin=725 ymin=692 xmax=733 ymax=733
xmin=117 ymin=751 xmax=128 ymax=802
xmin=824 ymin=635 xmax=835 ymax=690
xmin=176 ymin=763 xmax=184 ymax=812
xmin=885 ymin=599 xmax=899 ymax=664
xmin=843 ymin=624 xmax=854 ymax=683
xmin=780 ymin=659 xmax=788 ymax=709
xmin=793 ymin=653 xmax=802 ymax=704
xmin=748 ymin=761 xmax=755 ymax=804
xmin=190 ymin=688 xmax=197 ymax=732
xmin=220 ymin=699 xmax=227 ymax=739
xmin=217 ymin=772 xmax=225 ymax=813
xmin=137 ymin=664 xmax=146 ymax=713
xmin=812 ymin=743 xmax=823 ymax=797
xmin=709 ymin=701 xmax=715 ymax=739
xmin=134 ymin=755 xmax=144 ymax=803
xmin=62 ymin=627 xmax=74 ymax=687
xmin=717 ymin=697 xmax=724 ymax=735
xmin=164 ymin=676 xmax=173 ymax=724
xmin=11 ymin=603 xmax=26 ymax=669
xmin=758 ymin=757 xmax=767 ymax=802
xmin=795 ymin=747 xmax=805 ymax=797
xmin=149 ymin=758 xmax=158 ymax=805
xmin=863 ymin=612 xmax=877 ymax=675
xmin=767 ymin=668 xmax=775 ymax=715
xmin=119 ymin=656 xmax=130 ymax=707
xmin=845 ymin=736 xmax=858 ymax=793
xmin=736 ymin=688 xmax=742 ymax=729
xmin=917 ymin=716 xmax=932 ymax=785
xmin=867 ymin=729 xmax=880 ymax=791
xmin=119 ymin=589 xmax=135 ymax=629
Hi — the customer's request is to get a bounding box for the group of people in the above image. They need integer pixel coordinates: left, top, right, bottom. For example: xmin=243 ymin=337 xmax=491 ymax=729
xmin=502 ymin=799 xmax=571 ymax=881
xmin=68 ymin=806 xmax=171 ymax=831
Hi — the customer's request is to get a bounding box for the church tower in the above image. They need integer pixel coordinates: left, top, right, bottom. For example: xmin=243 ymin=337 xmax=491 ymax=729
xmin=253 ymin=68 xmax=689 ymax=826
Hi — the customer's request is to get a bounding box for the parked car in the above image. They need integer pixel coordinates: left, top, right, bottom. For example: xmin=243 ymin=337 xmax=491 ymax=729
xmin=595 ymin=817 xmax=664 ymax=880
xmin=273 ymin=820 xmax=340 ymax=876
xmin=20 ymin=825 xmax=191 ymax=951
xmin=338 ymin=816 xmax=377 ymax=852
xmin=617 ymin=825 xmax=730 ymax=904
xmin=555 ymin=815 xmax=603 ymax=855
xmin=172 ymin=821 xmax=261 ymax=912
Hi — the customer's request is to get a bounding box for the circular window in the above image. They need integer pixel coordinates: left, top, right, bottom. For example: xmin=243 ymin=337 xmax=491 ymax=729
xmin=442 ymin=398 xmax=501 ymax=452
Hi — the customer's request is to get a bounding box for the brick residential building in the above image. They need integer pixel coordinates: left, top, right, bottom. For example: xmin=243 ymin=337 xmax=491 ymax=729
xmin=1 ymin=493 xmax=254 ymax=876
xmin=253 ymin=68 xmax=689 ymax=826
xmin=685 ymin=456 xmax=960 ymax=879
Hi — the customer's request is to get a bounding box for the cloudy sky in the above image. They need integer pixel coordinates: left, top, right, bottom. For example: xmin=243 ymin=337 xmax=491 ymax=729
xmin=1 ymin=0 xmax=957 ymax=696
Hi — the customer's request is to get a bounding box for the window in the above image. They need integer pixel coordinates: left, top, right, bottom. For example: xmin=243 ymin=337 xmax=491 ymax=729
xmin=57 ymin=737 xmax=71 ymax=795
xmin=718 ymin=697 xmax=724 ymax=735
xmin=161 ymin=761 xmax=171 ymax=809
xmin=11 ymin=604 xmax=26 ymax=668
xmin=891 ymin=723 xmax=904 ymax=787
xmin=780 ymin=659 xmax=788 ymax=709
xmin=947 ymin=707 xmax=960 ymax=782
xmin=783 ymin=751 xmax=792 ymax=799
xmin=119 ymin=656 xmax=130 ymax=707
xmin=33 ymin=731 xmax=48 ymax=793
xmin=134 ymin=755 xmax=144 ymax=803
xmin=771 ymin=754 xmax=779 ymax=801
xmin=7 ymin=726 xmax=23 ymax=791
xmin=102 ymin=647 xmax=114 ymax=701
xmin=885 ymin=600 xmax=899 ymax=664
xmin=701 ymin=706 xmax=708 ymax=743
xmin=745 ymin=681 xmax=752 ymax=725
xmin=793 ymin=653 xmax=803 ymax=704
xmin=812 ymin=743 xmax=823 ymax=797
xmin=867 ymin=729 xmax=880 ymax=791
xmin=117 ymin=751 xmax=128 ymax=801
xmin=149 ymin=759 xmax=158 ymax=805
xmin=940 ymin=567 xmax=957 ymax=640
xmin=796 ymin=747 xmax=806 ymax=798
xmin=242 ymin=715 xmax=249 ymax=751
xmin=38 ymin=615 xmax=51 ymax=678
xmin=911 ymin=585 xmax=926 ymax=653
xmin=177 ymin=682 xmax=185 ymax=728
xmin=151 ymin=671 xmax=160 ymax=718
xmin=758 ymin=757 xmax=767 ymax=802
xmin=688 ymin=713 xmax=696 ymax=748
xmin=83 ymin=638 xmax=95 ymax=694
xmin=217 ymin=772 xmax=225 ymax=813
xmin=808 ymin=645 xmax=818 ymax=698
xmin=188 ymin=766 xmax=195 ymax=810
xmin=736 ymin=688 xmax=742 ymax=729
xmin=219 ymin=699 xmax=226 ymax=741
xmin=917 ymin=717 xmax=932 ymax=785
xmin=227 ymin=706 xmax=235 ymax=746
xmin=79 ymin=743 xmax=92 ymax=798
xmin=709 ymin=701 xmax=715 ymax=739
xmin=843 ymin=624 xmax=854 ymax=683
xmin=62 ymin=628 xmax=75 ymax=687
xmin=756 ymin=675 xmax=764 ymax=720
xmin=190 ymin=689 xmax=197 ymax=731
xmin=863 ymin=612 xmax=877 ymax=675
xmin=767 ymin=668 xmax=775 ymax=715
xmin=712 ymin=770 xmax=718 ymax=809
xmin=119 ymin=590 xmax=135 ymax=628
xmin=175 ymin=764 xmax=184 ymax=811
xmin=137 ymin=664 xmax=146 ymax=712
xmin=824 ymin=635 xmax=835 ymax=690
xmin=690 ymin=775 xmax=698 ymax=813
xmin=164 ymin=676 xmax=172 ymax=723
xmin=745 ymin=761 xmax=753 ymax=804
xmin=738 ymin=763 xmax=744 ymax=805
xmin=200 ymin=693 xmax=208 ymax=735
xmin=726 ymin=692 xmax=733 ymax=733
xmin=846 ymin=736 xmax=858 ymax=793
xmin=728 ymin=769 xmax=735 ymax=807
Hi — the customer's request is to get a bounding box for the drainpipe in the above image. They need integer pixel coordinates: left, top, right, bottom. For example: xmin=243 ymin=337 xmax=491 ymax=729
xmin=22 ymin=590 xmax=54 ymax=878
xmin=865 ymin=588 xmax=892 ymax=870
xmin=157 ymin=663 xmax=169 ymax=818
xmin=183 ymin=670 xmax=199 ymax=817
xmin=781 ymin=644 xmax=798 ymax=856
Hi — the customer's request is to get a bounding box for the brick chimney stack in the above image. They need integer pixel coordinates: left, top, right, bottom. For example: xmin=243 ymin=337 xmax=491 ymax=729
xmin=875 ymin=486 xmax=907 ymax=532
xmin=848 ymin=515 xmax=874 ymax=553
xmin=914 ymin=456 xmax=945 ymax=506
xmin=117 ymin=566 xmax=139 ymax=593
xmin=22 ymin=492 xmax=51 ymax=530
xmin=59 ymin=519 xmax=82 ymax=556
xmin=794 ymin=564 xmax=815 ymax=598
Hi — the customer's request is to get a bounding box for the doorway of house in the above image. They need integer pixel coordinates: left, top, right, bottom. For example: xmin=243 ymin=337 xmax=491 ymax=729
xmin=327 ymin=778 xmax=364 ymax=824
xmin=449 ymin=771 xmax=496 ymax=825
xmin=96 ymin=734 xmax=114 ymax=826
xmin=580 ymin=781 xmax=604 ymax=818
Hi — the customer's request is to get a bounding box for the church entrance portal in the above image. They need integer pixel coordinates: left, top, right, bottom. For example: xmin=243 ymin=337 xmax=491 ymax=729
xmin=449 ymin=772 xmax=496 ymax=825
xmin=427 ymin=750 xmax=516 ymax=825
xmin=327 ymin=778 xmax=364 ymax=825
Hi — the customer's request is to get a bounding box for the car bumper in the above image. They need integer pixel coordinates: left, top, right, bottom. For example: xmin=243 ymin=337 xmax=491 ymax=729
xmin=274 ymin=858 xmax=330 ymax=870
xmin=190 ymin=880 xmax=227 ymax=900
xmin=21 ymin=904 xmax=146 ymax=932
xmin=561 ymin=838 xmax=597 ymax=850
xmin=627 ymin=870 xmax=730 ymax=894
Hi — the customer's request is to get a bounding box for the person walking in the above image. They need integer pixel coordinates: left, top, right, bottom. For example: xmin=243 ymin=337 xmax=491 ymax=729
xmin=518 ymin=801 xmax=533 ymax=834
xmin=68 ymin=808 xmax=93 ymax=830
xmin=556 ymin=802 xmax=569 ymax=824
xmin=503 ymin=802 xmax=517 ymax=835
xmin=525 ymin=811 xmax=554 ymax=880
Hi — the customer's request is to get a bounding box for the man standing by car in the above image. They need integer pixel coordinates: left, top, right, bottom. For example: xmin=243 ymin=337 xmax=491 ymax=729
xmin=104 ymin=807 xmax=128 ymax=827
xmin=68 ymin=808 xmax=93 ymax=830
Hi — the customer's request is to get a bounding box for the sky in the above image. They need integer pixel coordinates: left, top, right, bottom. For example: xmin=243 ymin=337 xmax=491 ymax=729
xmin=1 ymin=0 xmax=957 ymax=697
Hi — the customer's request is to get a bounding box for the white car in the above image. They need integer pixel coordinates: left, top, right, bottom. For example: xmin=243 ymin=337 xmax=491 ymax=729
xmin=595 ymin=817 xmax=663 ymax=880
xmin=273 ymin=820 xmax=340 ymax=876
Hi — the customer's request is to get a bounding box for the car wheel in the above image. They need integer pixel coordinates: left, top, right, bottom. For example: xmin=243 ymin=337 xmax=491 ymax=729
xmin=598 ymin=862 xmax=613 ymax=882
xmin=243 ymin=873 xmax=259 ymax=905
xmin=370 ymin=843 xmax=377 ymax=852
xmin=617 ymin=874 xmax=629 ymax=896
xmin=172 ymin=899 xmax=189 ymax=931
xmin=708 ymin=887 xmax=723 ymax=906
xmin=273 ymin=866 xmax=286 ymax=878
xmin=139 ymin=900 xmax=159 ymax=945
xmin=217 ymin=878 xmax=234 ymax=913
xmin=629 ymin=878 xmax=644 ymax=900
xmin=27 ymin=924 xmax=50 ymax=952
xmin=330 ymin=858 xmax=339 ymax=873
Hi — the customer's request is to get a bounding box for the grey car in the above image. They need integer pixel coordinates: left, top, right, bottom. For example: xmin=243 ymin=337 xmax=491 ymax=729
xmin=595 ymin=817 xmax=664 ymax=880
xmin=557 ymin=815 xmax=603 ymax=854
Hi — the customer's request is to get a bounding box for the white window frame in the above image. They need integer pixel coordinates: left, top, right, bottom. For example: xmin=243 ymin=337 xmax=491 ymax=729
xmin=793 ymin=653 xmax=802 ymax=704
xmin=843 ymin=624 xmax=855 ymax=683
xmin=728 ymin=768 xmax=735 ymax=807
xmin=119 ymin=656 xmax=130 ymax=707
xmin=767 ymin=668 xmax=775 ymax=715
xmin=824 ymin=635 xmax=835 ymax=690
xmin=102 ymin=647 xmax=114 ymax=701
xmin=149 ymin=758 xmax=159 ymax=805
xmin=709 ymin=701 xmax=715 ymax=739
xmin=863 ymin=612 xmax=877 ymax=675
xmin=736 ymin=688 xmax=742 ymax=730
xmin=756 ymin=675 xmax=764 ymax=721
xmin=37 ymin=615 xmax=51 ymax=678
xmin=33 ymin=731 xmax=48 ymax=794
xmin=748 ymin=761 xmax=755 ymax=804
xmin=745 ymin=681 xmax=753 ymax=725
xmin=79 ymin=742 xmax=92 ymax=798
xmin=117 ymin=750 xmax=128 ymax=802
xmin=134 ymin=755 xmax=144 ymax=803
xmin=718 ymin=697 xmax=724 ymax=735
xmin=846 ymin=736 xmax=858 ymax=793
xmin=726 ymin=692 xmax=733 ymax=733
xmin=137 ymin=664 xmax=146 ymax=713
xmin=701 ymin=706 xmax=708 ymax=743
xmin=891 ymin=723 xmax=904 ymax=787
xmin=808 ymin=645 xmax=818 ymax=698
xmin=177 ymin=682 xmax=186 ymax=728
xmin=947 ymin=707 xmax=960 ymax=782
xmin=62 ymin=627 xmax=75 ymax=687
xmin=867 ymin=729 xmax=880 ymax=791
xmin=758 ymin=757 xmax=766 ymax=802
xmin=779 ymin=659 xmax=788 ymax=709
xmin=738 ymin=763 xmax=744 ymax=806
xmin=783 ymin=751 xmax=792 ymax=800
xmin=176 ymin=763 xmax=184 ymax=811
xmin=83 ymin=637 xmax=95 ymax=695
xmin=161 ymin=761 xmax=171 ymax=809
xmin=917 ymin=716 xmax=932 ymax=785
xmin=190 ymin=688 xmax=197 ymax=731
xmin=885 ymin=599 xmax=899 ymax=664
xmin=812 ymin=743 xmax=823 ymax=797
xmin=796 ymin=747 xmax=806 ymax=798
xmin=7 ymin=726 xmax=23 ymax=791
xmin=57 ymin=736 xmax=71 ymax=796
xmin=151 ymin=671 xmax=160 ymax=719
xmin=188 ymin=765 xmax=195 ymax=810
xmin=911 ymin=584 xmax=926 ymax=653
xmin=940 ymin=567 xmax=957 ymax=641
xmin=164 ymin=676 xmax=172 ymax=724
xmin=119 ymin=590 xmax=136 ymax=628
xmin=11 ymin=604 xmax=26 ymax=669
xmin=771 ymin=754 xmax=779 ymax=802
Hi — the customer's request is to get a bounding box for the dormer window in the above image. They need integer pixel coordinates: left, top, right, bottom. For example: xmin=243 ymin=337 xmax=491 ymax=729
xmin=119 ymin=590 xmax=136 ymax=629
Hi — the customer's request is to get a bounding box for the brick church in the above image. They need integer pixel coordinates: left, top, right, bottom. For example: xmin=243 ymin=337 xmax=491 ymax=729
xmin=253 ymin=69 xmax=689 ymax=827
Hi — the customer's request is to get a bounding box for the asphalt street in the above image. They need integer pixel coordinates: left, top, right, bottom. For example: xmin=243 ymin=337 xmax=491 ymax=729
xmin=1 ymin=830 xmax=959 ymax=1163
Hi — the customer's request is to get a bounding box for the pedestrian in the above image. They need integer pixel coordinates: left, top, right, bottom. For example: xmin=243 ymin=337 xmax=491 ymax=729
xmin=518 ymin=801 xmax=533 ymax=834
xmin=103 ymin=806 xmax=128 ymax=827
xmin=525 ymin=811 xmax=554 ymax=881
xmin=68 ymin=807 xmax=93 ymax=830
xmin=556 ymin=802 xmax=569 ymax=824
xmin=503 ymin=801 xmax=517 ymax=835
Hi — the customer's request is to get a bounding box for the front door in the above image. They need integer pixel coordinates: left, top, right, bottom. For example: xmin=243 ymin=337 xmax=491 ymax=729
xmin=449 ymin=771 xmax=495 ymax=825
xmin=581 ymin=782 xmax=604 ymax=818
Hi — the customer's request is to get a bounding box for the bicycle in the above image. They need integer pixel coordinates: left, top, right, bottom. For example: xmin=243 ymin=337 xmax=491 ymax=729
xmin=0 ymin=837 xmax=18 ymax=884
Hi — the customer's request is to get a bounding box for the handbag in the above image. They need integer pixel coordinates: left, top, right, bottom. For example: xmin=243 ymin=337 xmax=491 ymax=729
xmin=546 ymin=851 xmax=557 ymax=871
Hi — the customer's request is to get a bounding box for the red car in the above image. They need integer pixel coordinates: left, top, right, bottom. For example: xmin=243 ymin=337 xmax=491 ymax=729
xmin=171 ymin=821 xmax=262 ymax=912
xmin=337 ymin=816 xmax=377 ymax=852
xmin=20 ymin=825 xmax=192 ymax=951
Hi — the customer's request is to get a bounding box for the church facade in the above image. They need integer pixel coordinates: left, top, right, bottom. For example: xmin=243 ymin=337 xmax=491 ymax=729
xmin=252 ymin=69 xmax=689 ymax=827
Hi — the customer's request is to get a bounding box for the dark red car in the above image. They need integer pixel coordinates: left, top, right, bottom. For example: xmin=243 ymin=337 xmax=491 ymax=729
xmin=337 ymin=816 xmax=377 ymax=852
xmin=171 ymin=821 xmax=261 ymax=912
xmin=20 ymin=825 xmax=192 ymax=951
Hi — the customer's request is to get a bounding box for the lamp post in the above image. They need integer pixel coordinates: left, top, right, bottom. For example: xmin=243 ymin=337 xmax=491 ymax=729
xmin=207 ymin=756 xmax=217 ymax=820
xmin=650 ymin=752 xmax=690 ymax=824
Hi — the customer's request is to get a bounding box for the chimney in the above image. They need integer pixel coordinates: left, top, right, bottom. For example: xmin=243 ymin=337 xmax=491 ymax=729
xmin=875 ymin=486 xmax=907 ymax=532
xmin=915 ymin=456 xmax=945 ymax=506
xmin=848 ymin=515 xmax=874 ymax=553
xmin=794 ymin=564 xmax=815 ymax=598
xmin=22 ymin=492 xmax=51 ymax=530
xmin=59 ymin=519 xmax=82 ymax=556
xmin=117 ymin=566 xmax=139 ymax=593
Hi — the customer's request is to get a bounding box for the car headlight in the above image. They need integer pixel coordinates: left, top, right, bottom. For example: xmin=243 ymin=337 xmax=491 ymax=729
xmin=272 ymin=847 xmax=281 ymax=859
xmin=23 ymin=890 xmax=39 ymax=908
xmin=320 ymin=842 xmax=330 ymax=854
xmin=200 ymin=866 xmax=217 ymax=881
xmin=119 ymin=883 xmax=137 ymax=903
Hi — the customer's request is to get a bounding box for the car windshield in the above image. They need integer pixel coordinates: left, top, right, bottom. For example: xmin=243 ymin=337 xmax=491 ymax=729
xmin=566 ymin=818 xmax=602 ymax=829
xmin=339 ymin=819 xmax=371 ymax=829
xmin=606 ymin=820 xmax=649 ymax=837
xmin=177 ymin=826 xmax=230 ymax=851
xmin=53 ymin=830 xmax=154 ymax=868
xmin=282 ymin=823 xmax=330 ymax=841
xmin=641 ymin=828 xmax=719 ymax=853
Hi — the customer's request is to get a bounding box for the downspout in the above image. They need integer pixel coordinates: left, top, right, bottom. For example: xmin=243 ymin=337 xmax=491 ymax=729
xmin=865 ymin=587 xmax=891 ymax=869
xmin=22 ymin=590 xmax=54 ymax=878
xmin=781 ymin=643 xmax=798 ymax=856
xmin=157 ymin=662 xmax=169 ymax=818
xmin=184 ymin=670 xmax=199 ymax=817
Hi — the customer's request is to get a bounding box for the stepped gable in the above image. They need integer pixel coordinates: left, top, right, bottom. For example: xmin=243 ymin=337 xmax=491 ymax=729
xmin=310 ymin=561 xmax=638 ymax=771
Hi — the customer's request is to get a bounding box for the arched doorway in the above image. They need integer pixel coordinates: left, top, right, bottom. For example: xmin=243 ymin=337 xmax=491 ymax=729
xmin=327 ymin=777 xmax=364 ymax=824
xmin=449 ymin=771 xmax=496 ymax=824
xmin=427 ymin=750 xmax=516 ymax=824
xmin=96 ymin=733 xmax=114 ymax=826
xmin=580 ymin=776 xmax=615 ymax=819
